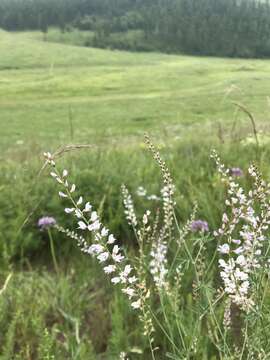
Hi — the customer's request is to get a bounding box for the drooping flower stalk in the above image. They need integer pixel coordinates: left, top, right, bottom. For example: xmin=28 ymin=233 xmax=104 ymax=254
xmin=44 ymin=152 xmax=142 ymax=309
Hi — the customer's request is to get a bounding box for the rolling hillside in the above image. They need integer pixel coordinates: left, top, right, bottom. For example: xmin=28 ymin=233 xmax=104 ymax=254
xmin=1 ymin=30 xmax=270 ymax=156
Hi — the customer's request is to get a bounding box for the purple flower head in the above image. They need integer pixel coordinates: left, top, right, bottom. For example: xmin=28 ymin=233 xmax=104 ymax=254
xmin=191 ymin=220 xmax=209 ymax=233
xmin=38 ymin=216 xmax=56 ymax=230
xmin=230 ymin=167 xmax=244 ymax=177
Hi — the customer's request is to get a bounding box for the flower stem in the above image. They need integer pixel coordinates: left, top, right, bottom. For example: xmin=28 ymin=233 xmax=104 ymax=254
xmin=48 ymin=228 xmax=59 ymax=275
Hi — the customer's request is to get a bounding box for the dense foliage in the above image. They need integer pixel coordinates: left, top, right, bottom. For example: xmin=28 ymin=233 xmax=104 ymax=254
xmin=1 ymin=0 xmax=270 ymax=57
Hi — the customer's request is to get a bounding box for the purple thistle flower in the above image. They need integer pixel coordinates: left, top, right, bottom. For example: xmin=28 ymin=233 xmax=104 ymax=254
xmin=191 ymin=220 xmax=209 ymax=233
xmin=38 ymin=216 xmax=56 ymax=230
xmin=230 ymin=167 xmax=244 ymax=177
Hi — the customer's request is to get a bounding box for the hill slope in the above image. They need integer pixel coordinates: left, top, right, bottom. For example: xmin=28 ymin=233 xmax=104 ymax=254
xmin=1 ymin=30 xmax=270 ymax=156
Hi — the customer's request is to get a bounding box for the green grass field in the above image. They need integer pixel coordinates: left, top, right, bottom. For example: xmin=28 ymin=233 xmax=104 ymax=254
xmin=2 ymin=29 xmax=270 ymax=359
xmin=1 ymin=29 xmax=270 ymax=158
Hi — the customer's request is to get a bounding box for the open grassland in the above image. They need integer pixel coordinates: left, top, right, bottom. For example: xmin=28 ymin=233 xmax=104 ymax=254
xmin=2 ymin=30 xmax=270 ymax=359
xmin=1 ymin=30 xmax=270 ymax=157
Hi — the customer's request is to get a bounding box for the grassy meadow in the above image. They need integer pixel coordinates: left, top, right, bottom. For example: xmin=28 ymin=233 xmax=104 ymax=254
xmin=2 ymin=29 xmax=270 ymax=154
xmin=2 ymin=29 xmax=270 ymax=359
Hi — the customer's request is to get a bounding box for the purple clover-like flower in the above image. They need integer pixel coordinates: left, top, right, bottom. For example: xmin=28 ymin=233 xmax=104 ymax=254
xmin=230 ymin=167 xmax=244 ymax=177
xmin=191 ymin=220 xmax=209 ymax=233
xmin=38 ymin=216 xmax=56 ymax=230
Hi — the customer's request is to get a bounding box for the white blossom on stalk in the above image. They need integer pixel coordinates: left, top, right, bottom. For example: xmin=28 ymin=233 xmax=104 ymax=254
xmin=97 ymin=252 xmax=110 ymax=263
xmin=78 ymin=221 xmax=87 ymax=230
xmin=218 ymin=244 xmax=230 ymax=254
xmin=83 ymin=202 xmax=92 ymax=212
xmin=107 ymin=234 xmax=116 ymax=244
xmin=131 ymin=299 xmax=141 ymax=309
xmin=65 ymin=208 xmax=74 ymax=214
xmin=143 ymin=210 xmax=151 ymax=225
xmin=77 ymin=196 xmax=83 ymax=205
xmin=104 ymin=265 xmax=116 ymax=274
xmin=121 ymin=184 xmax=137 ymax=227
xmin=70 ymin=184 xmax=76 ymax=193
xmin=44 ymin=152 xmax=55 ymax=166
xmin=46 ymin=157 xmax=142 ymax=311
xmin=149 ymin=237 xmax=168 ymax=289
xmin=212 ymin=151 xmax=270 ymax=311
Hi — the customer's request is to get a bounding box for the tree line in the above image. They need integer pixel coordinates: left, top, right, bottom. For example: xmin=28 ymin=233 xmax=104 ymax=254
xmin=1 ymin=0 xmax=270 ymax=57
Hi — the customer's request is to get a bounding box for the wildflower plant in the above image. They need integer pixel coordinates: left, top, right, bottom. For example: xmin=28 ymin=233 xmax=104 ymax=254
xmin=212 ymin=150 xmax=270 ymax=312
xmin=43 ymin=144 xmax=270 ymax=359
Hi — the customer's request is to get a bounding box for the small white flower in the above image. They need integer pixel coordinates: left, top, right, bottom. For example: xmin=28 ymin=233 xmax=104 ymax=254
xmin=222 ymin=213 xmax=229 ymax=223
xmin=236 ymin=255 xmax=246 ymax=266
xmin=218 ymin=259 xmax=227 ymax=268
xmin=234 ymin=247 xmax=244 ymax=254
xmin=143 ymin=214 xmax=148 ymax=225
xmin=91 ymin=212 xmax=98 ymax=222
xmin=112 ymin=245 xmax=120 ymax=254
xmin=123 ymin=265 xmax=132 ymax=277
xmin=128 ymin=276 xmax=137 ymax=284
xmin=122 ymin=287 xmax=135 ymax=298
xmin=88 ymin=221 xmax=101 ymax=231
xmin=70 ymin=184 xmax=76 ymax=193
xmin=111 ymin=277 xmax=121 ymax=284
xmin=62 ymin=169 xmax=68 ymax=177
xmin=101 ymin=227 xmax=109 ymax=237
xmin=218 ymin=244 xmax=230 ymax=254
xmin=44 ymin=152 xmax=52 ymax=159
xmin=83 ymin=202 xmax=92 ymax=212
xmin=104 ymin=265 xmax=116 ymax=274
xmin=235 ymin=269 xmax=248 ymax=281
xmin=88 ymin=244 xmax=104 ymax=254
xmin=107 ymin=234 xmax=116 ymax=244
xmin=50 ymin=172 xmax=57 ymax=178
xmin=59 ymin=191 xmax=67 ymax=198
xmin=77 ymin=196 xmax=83 ymax=205
xmin=65 ymin=208 xmax=74 ymax=214
xmin=239 ymin=281 xmax=250 ymax=294
xmin=78 ymin=221 xmax=87 ymax=230
xmin=75 ymin=209 xmax=82 ymax=218
xmin=131 ymin=299 xmax=141 ymax=309
xmin=112 ymin=254 xmax=124 ymax=263
xmin=97 ymin=252 xmax=109 ymax=263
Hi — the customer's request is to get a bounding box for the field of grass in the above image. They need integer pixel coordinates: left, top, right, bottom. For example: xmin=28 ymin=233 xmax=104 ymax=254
xmin=2 ymin=29 xmax=270 ymax=359
xmin=2 ymin=29 xmax=270 ymax=156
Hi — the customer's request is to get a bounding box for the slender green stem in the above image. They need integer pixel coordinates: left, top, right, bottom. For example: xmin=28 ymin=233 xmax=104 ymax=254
xmin=48 ymin=228 xmax=59 ymax=275
xmin=149 ymin=306 xmax=181 ymax=356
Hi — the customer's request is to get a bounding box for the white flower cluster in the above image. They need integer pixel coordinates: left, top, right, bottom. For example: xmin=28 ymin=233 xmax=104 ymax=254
xmin=160 ymin=184 xmax=175 ymax=239
xmin=144 ymin=135 xmax=175 ymax=235
xmin=212 ymin=151 xmax=270 ymax=311
xmin=149 ymin=238 xmax=168 ymax=289
xmin=121 ymin=184 xmax=138 ymax=228
xmin=47 ymin=160 xmax=141 ymax=310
